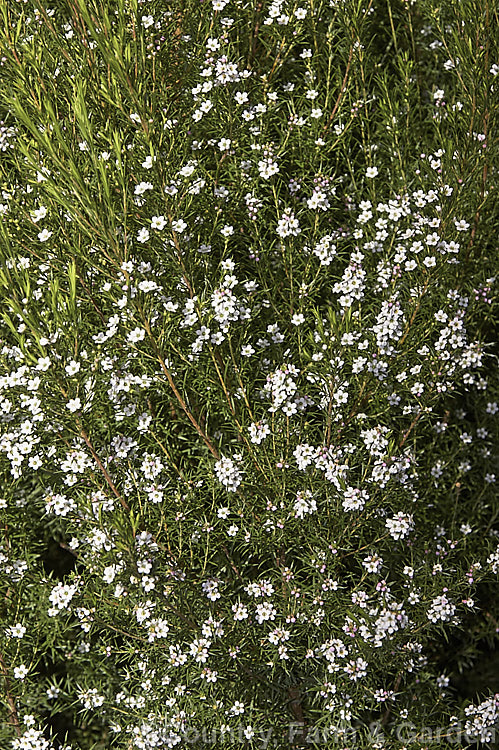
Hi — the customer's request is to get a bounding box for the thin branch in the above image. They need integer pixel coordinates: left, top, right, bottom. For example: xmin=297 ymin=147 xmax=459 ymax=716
xmin=142 ymin=319 xmax=220 ymax=460
xmin=398 ymin=411 xmax=421 ymax=449
xmin=323 ymin=45 xmax=354 ymax=135
xmin=76 ymin=421 xmax=130 ymax=511
xmin=221 ymin=543 xmax=243 ymax=582
xmin=0 ymin=651 xmax=21 ymax=738
xmin=381 ymin=672 xmax=403 ymax=726
xmin=207 ymin=345 xmax=270 ymax=480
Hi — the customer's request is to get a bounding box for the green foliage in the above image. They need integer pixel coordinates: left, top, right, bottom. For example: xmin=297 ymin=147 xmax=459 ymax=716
xmin=0 ymin=0 xmax=498 ymax=748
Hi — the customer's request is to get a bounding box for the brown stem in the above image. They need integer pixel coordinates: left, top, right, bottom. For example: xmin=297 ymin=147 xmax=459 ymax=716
xmin=165 ymin=211 xmax=196 ymax=299
xmin=381 ymin=672 xmax=403 ymax=726
xmin=221 ymin=544 xmax=243 ymax=582
xmin=247 ymin=2 xmax=264 ymax=68
xmin=0 ymin=652 xmax=21 ymax=738
xmin=398 ymin=411 xmax=421 ymax=449
xmin=464 ymin=38 xmax=490 ymax=265
xmin=267 ymin=37 xmax=287 ymax=82
xmin=1 ymin=4 xmax=22 ymax=67
xmin=335 ymin=378 xmax=369 ymax=441
xmin=288 ymin=685 xmax=307 ymax=736
xmin=325 ymin=380 xmax=335 ymax=448
xmin=94 ymin=618 xmax=148 ymax=642
xmin=226 ymin=338 xmax=256 ymax=422
xmin=77 ymin=273 xmax=107 ymax=325
xmin=32 ymin=1 xmax=73 ymax=65
xmin=142 ymin=320 xmax=220 ymax=460
xmin=149 ymin=428 xmax=191 ymax=488
xmin=208 ymin=346 xmax=269 ymax=479
xmin=398 ymin=281 xmax=428 ymax=348
xmin=323 ymin=46 xmax=354 ymax=135
xmin=76 ymin=422 xmax=130 ymax=510
xmin=59 ymin=541 xmax=79 ymax=558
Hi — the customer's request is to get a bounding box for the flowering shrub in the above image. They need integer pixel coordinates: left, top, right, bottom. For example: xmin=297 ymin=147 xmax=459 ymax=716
xmin=0 ymin=0 xmax=498 ymax=748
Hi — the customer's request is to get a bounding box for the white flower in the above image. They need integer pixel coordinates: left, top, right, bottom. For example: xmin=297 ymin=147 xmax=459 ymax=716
xmin=172 ymin=219 xmax=187 ymax=233
xmin=141 ymin=14 xmax=154 ymax=28
xmin=363 ymin=554 xmax=383 ymax=573
xmin=248 ymin=421 xmax=270 ymax=445
xmin=366 ymin=166 xmax=378 ymax=178
xmin=66 ymin=397 xmax=82 ymax=413
xmin=202 ymin=579 xmax=220 ymax=601
xmin=65 ymin=360 xmax=80 ymax=376
xmin=14 ymin=664 xmax=29 ymax=680
xmin=232 ymin=603 xmax=249 ymax=620
xmin=342 ymin=486 xmax=369 ymax=512
xmin=189 ymin=637 xmax=211 ymax=663
xmin=229 ymin=700 xmax=245 ymax=716
xmin=200 ymin=99 xmax=213 ymax=113
xmin=220 ymin=224 xmax=234 ymax=237
xmin=103 ymin=565 xmax=118 ymax=584
xmin=179 ymin=162 xmax=196 ymax=177
xmin=206 ymin=37 xmax=220 ymax=51
xmin=214 ymin=456 xmax=242 ymax=492
xmin=134 ymin=181 xmax=153 ymax=195
xmin=48 ymin=582 xmax=78 ymax=613
xmin=151 ymin=215 xmax=167 ymax=230
xmin=127 ymin=328 xmax=146 ymax=344
xmin=386 ymin=512 xmax=414 ymax=540
xmin=38 ymin=228 xmax=52 ymax=242
xmin=137 ymin=227 xmax=150 ymax=243
xmin=255 ymin=602 xmax=277 ymax=623
xmin=276 ymin=209 xmax=300 ymax=238
xmin=218 ymin=138 xmax=232 ymax=151
xmin=344 ymin=657 xmax=368 ymax=681
xmin=79 ymin=688 xmax=105 ymax=709
xmin=294 ymin=489 xmax=317 ymax=518
xmin=31 ymin=206 xmax=47 ymax=222
xmin=6 ymin=623 xmax=26 ymax=638
xmin=427 ymin=594 xmax=456 ymax=623
xmin=258 ymin=158 xmax=279 ymax=179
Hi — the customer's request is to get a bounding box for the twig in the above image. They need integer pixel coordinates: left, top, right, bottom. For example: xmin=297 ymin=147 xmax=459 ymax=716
xmin=221 ymin=544 xmax=243 ymax=582
xmin=398 ymin=411 xmax=421 ymax=449
xmin=76 ymin=422 xmax=130 ymax=511
xmin=381 ymin=672 xmax=403 ymax=726
xmin=0 ymin=651 xmax=21 ymax=738
xmin=208 ymin=345 xmax=269 ymax=479
xmin=142 ymin=319 xmax=220 ymax=460
xmin=323 ymin=46 xmax=354 ymax=135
